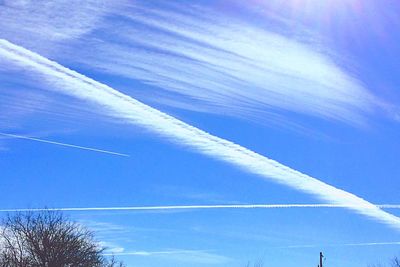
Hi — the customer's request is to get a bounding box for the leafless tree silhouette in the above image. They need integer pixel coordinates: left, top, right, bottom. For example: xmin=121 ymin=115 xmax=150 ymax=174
xmin=392 ymin=257 xmax=400 ymax=267
xmin=244 ymin=258 xmax=264 ymax=267
xmin=0 ymin=211 xmax=124 ymax=267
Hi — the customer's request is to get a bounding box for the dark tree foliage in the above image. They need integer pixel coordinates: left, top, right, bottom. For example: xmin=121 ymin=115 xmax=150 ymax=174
xmin=0 ymin=211 xmax=125 ymax=267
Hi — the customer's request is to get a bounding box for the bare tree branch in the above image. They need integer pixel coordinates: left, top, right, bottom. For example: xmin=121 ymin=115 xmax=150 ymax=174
xmin=0 ymin=211 xmax=124 ymax=267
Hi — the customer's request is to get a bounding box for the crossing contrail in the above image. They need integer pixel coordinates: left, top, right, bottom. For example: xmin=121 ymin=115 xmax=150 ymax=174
xmin=0 ymin=132 xmax=130 ymax=157
xmin=1 ymin=38 xmax=399 ymax=230
xmin=1 ymin=204 xmax=400 ymax=213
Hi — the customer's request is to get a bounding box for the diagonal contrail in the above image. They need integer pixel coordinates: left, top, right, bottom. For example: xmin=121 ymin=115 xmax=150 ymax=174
xmin=1 ymin=204 xmax=400 ymax=213
xmin=0 ymin=39 xmax=399 ymax=230
xmin=0 ymin=132 xmax=130 ymax=157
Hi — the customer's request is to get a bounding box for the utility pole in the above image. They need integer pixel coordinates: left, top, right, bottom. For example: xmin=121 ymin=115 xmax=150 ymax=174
xmin=318 ymin=252 xmax=324 ymax=267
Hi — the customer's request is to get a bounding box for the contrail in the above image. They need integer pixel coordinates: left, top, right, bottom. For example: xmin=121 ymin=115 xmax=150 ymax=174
xmin=0 ymin=132 xmax=130 ymax=157
xmin=106 ymin=242 xmax=400 ymax=258
xmin=1 ymin=204 xmax=400 ymax=213
xmin=281 ymin=241 xmax=400 ymax=249
xmin=1 ymin=39 xmax=399 ymax=230
xmin=103 ymin=243 xmax=400 ymax=257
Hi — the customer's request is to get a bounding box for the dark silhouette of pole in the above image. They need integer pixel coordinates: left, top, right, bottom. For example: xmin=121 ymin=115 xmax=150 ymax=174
xmin=319 ymin=252 xmax=324 ymax=267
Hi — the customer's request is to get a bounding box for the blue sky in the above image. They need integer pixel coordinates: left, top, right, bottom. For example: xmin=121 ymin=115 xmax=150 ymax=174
xmin=1 ymin=0 xmax=400 ymax=266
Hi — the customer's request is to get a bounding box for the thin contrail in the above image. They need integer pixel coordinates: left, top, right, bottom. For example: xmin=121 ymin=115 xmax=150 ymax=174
xmin=1 ymin=204 xmax=400 ymax=213
xmin=0 ymin=132 xmax=129 ymax=157
xmin=281 ymin=241 xmax=400 ymax=249
xmin=105 ymin=243 xmax=400 ymax=258
xmin=1 ymin=39 xmax=399 ymax=230
xmin=103 ymin=249 xmax=216 ymax=257
xmin=102 ymin=242 xmax=400 ymax=257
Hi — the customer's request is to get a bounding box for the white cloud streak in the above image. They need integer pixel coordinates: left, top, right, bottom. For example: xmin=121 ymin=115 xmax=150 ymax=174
xmin=281 ymin=241 xmax=400 ymax=249
xmin=103 ymin=249 xmax=203 ymax=256
xmin=1 ymin=204 xmax=400 ymax=213
xmin=66 ymin=3 xmax=377 ymax=128
xmin=103 ymin=249 xmax=231 ymax=265
xmin=98 ymin=241 xmax=125 ymax=254
xmin=0 ymin=132 xmax=129 ymax=157
xmin=0 ymin=39 xmax=399 ymax=230
xmin=0 ymin=0 xmax=121 ymax=46
xmin=0 ymin=2 xmax=382 ymax=130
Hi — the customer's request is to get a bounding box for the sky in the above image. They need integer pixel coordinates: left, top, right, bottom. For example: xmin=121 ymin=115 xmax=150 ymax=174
xmin=0 ymin=0 xmax=400 ymax=266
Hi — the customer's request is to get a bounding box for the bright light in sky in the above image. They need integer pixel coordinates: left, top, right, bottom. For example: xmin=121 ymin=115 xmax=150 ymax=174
xmin=1 ymin=1 xmax=400 ymax=267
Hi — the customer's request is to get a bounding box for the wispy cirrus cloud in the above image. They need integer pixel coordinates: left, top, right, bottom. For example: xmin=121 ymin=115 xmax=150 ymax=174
xmin=105 ymin=249 xmax=231 ymax=265
xmin=0 ymin=1 xmax=389 ymax=131
xmin=69 ymin=3 xmax=377 ymax=128
xmin=98 ymin=241 xmax=125 ymax=254
xmin=0 ymin=0 xmax=122 ymax=47
xmin=1 ymin=39 xmax=399 ymax=231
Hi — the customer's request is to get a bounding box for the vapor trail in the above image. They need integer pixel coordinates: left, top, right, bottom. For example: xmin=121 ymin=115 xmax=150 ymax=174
xmin=1 ymin=204 xmax=400 ymax=213
xmin=104 ymin=242 xmax=400 ymax=256
xmin=0 ymin=132 xmax=130 ymax=157
xmin=281 ymin=241 xmax=400 ymax=249
xmin=1 ymin=39 xmax=399 ymax=230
